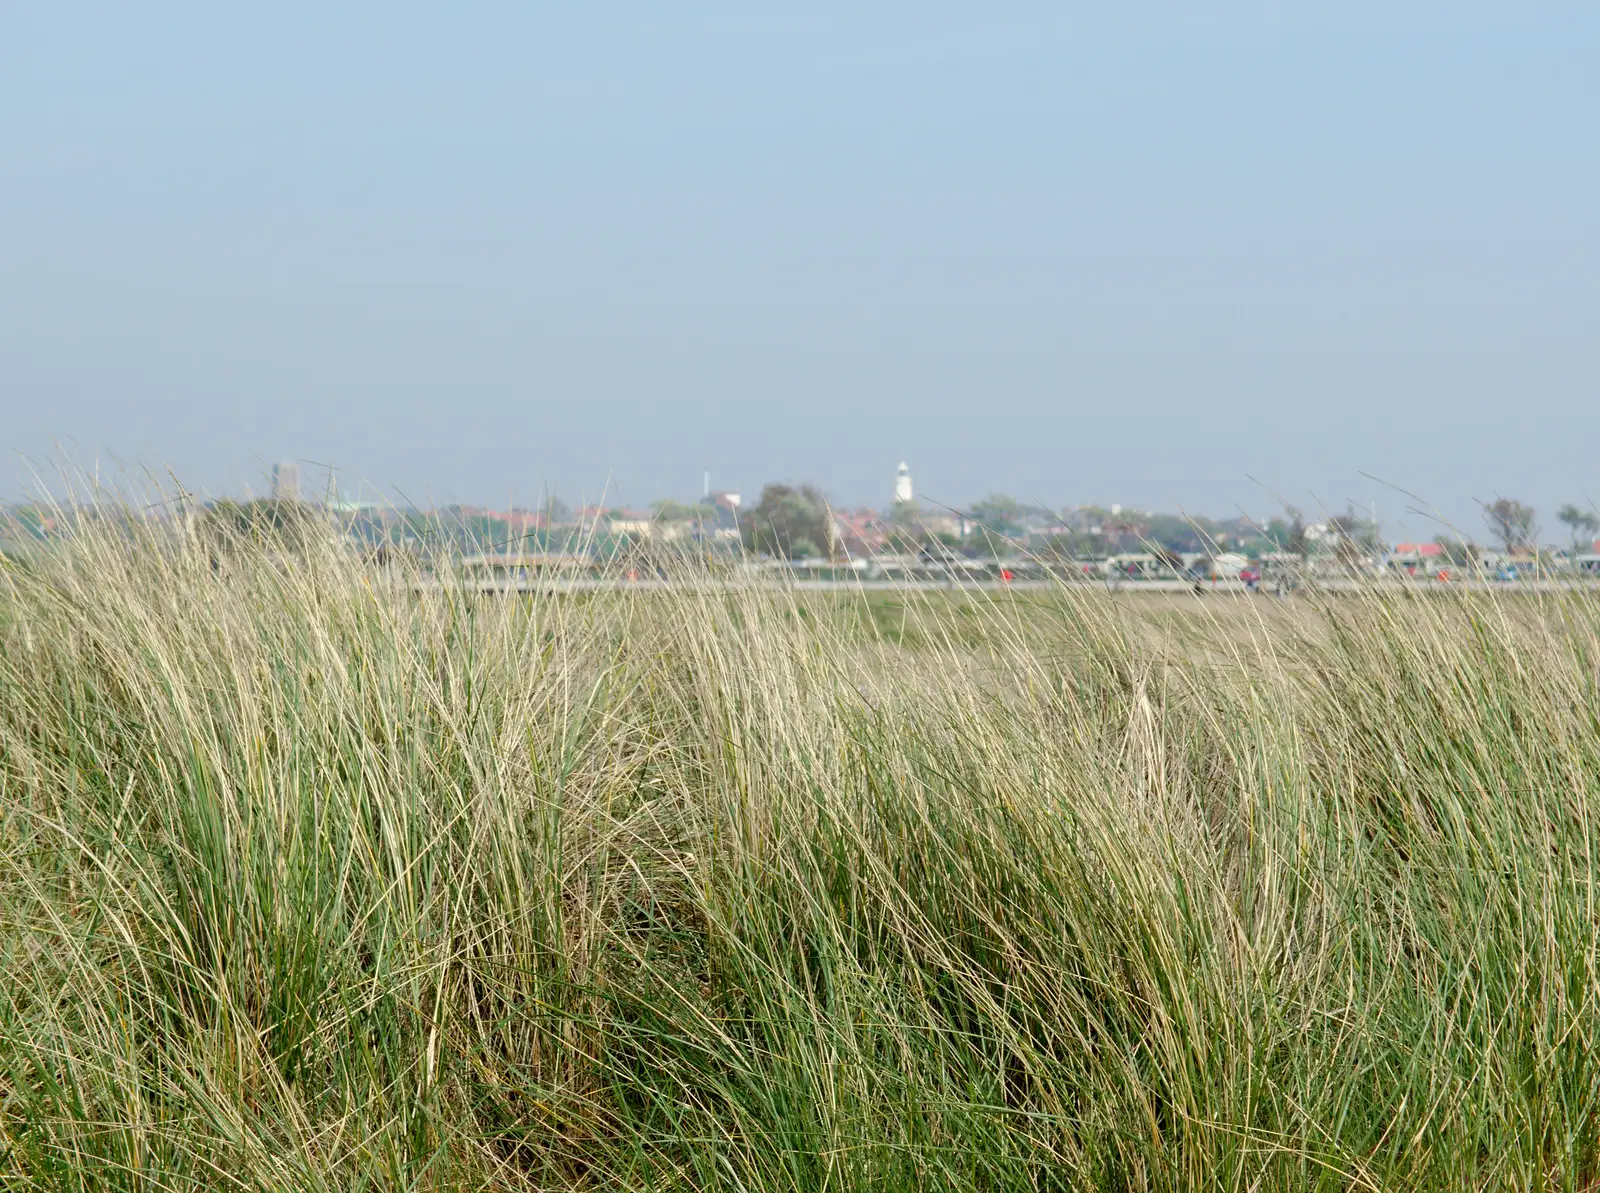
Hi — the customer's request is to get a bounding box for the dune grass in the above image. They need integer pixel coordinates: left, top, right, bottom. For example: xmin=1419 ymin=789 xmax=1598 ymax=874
xmin=2 ymin=512 xmax=1600 ymax=1190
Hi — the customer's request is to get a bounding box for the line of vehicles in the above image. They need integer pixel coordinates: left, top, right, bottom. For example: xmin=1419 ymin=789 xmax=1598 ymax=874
xmin=458 ymin=550 xmax=1284 ymax=586
xmin=457 ymin=547 xmax=1600 ymax=589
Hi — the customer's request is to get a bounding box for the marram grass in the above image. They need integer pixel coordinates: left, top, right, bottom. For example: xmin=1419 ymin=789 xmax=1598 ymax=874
xmin=2 ymin=514 xmax=1600 ymax=1190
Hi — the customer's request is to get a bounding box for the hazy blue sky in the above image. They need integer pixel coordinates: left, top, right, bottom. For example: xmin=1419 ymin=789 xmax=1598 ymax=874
xmin=3 ymin=2 xmax=1596 ymax=537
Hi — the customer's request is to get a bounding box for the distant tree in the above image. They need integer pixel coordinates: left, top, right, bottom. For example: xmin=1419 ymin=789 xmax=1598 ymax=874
xmin=1037 ymin=530 xmax=1094 ymax=560
xmin=1143 ymin=513 xmax=1203 ymax=556
xmin=199 ymin=499 xmax=316 ymax=550
xmin=967 ymin=494 xmax=1024 ymax=539
xmin=1100 ymin=509 xmax=1150 ymax=554
xmin=1434 ymin=535 xmax=1480 ymax=569
xmin=1071 ymin=504 xmax=1111 ymax=530
xmin=1324 ymin=511 xmax=1380 ymax=565
xmin=1265 ymin=507 xmax=1308 ymax=556
xmin=1556 ymin=503 xmax=1599 ymax=553
xmin=1484 ymin=498 xmax=1538 ymax=553
xmin=649 ymin=498 xmax=700 ymax=522
xmin=741 ymin=484 xmax=833 ymax=560
xmin=888 ymin=498 xmax=923 ymax=531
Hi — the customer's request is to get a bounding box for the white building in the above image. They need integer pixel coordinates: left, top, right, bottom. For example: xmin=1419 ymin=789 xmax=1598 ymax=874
xmin=272 ymin=461 xmax=301 ymax=502
xmin=893 ymin=461 xmax=913 ymax=505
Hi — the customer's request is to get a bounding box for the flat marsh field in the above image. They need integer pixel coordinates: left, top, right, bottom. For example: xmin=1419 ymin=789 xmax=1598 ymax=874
xmin=4 ymin=525 xmax=1600 ymax=1190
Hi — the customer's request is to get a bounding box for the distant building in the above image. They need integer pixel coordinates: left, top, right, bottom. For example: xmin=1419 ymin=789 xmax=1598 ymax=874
xmin=833 ymin=507 xmax=889 ymax=556
xmin=893 ymin=462 xmax=913 ymax=506
xmin=705 ymin=492 xmax=741 ymax=532
xmin=272 ymin=461 xmax=301 ymax=502
xmin=1391 ymin=543 xmax=1446 ymax=559
xmin=1390 ymin=542 xmax=1447 ymax=575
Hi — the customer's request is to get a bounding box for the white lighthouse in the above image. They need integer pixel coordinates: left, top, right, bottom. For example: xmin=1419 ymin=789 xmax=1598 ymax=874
xmin=893 ymin=461 xmax=913 ymax=506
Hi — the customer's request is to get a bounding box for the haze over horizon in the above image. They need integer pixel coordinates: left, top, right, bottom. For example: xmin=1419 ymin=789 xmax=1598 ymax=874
xmin=3 ymin=3 xmax=1596 ymax=540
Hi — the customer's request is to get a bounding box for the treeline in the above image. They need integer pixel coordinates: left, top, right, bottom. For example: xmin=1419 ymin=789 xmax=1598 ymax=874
xmin=5 ymin=490 xmax=1595 ymax=563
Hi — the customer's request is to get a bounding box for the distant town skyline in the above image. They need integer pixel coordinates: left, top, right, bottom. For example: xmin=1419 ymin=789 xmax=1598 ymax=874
xmin=4 ymin=3 xmax=1597 ymax=542
xmin=8 ymin=452 xmax=1595 ymax=558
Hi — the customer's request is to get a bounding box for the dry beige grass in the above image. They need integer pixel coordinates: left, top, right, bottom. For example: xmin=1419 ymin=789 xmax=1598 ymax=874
xmin=2 ymin=508 xmax=1600 ymax=1190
